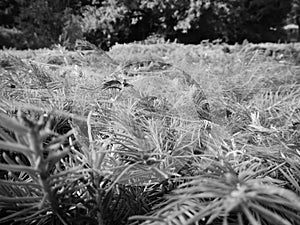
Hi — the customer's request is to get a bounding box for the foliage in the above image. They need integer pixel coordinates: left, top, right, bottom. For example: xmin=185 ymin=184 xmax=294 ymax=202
xmin=226 ymin=0 xmax=292 ymax=43
xmin=0 ymin=0 xmax=294 ymax=49
xmin=13 ymin=0 xmax=68 ymax=48
xmin=288 ymin=0 xmax=300 ymax=23
xmin=287 ymin=0 xmax=300 ymax=41
xmin=59 ymin=12 xmax=84 ymax=49
xmin=1 ymin=41 xmax=300 ymax=224
xmin=0 ymin=26 xmax=24 ymax=49
xmin=135 ymin=159 xmax=300 ymax=225
xmin=0 ymin=0 xmax=19 ymax=27
xmin=81 ymin=0 xmax=293 ymax=48
xmin=0 ymin=0 xmax=94 ymax=49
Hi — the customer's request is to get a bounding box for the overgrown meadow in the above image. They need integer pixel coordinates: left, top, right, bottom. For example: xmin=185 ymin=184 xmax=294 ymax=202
xmin=0 ymin=40 xmax=300 ymax=225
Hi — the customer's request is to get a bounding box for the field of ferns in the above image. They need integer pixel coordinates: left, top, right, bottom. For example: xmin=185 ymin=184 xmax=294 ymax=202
xmin=0 ymin=40 xmax=300 ymax=225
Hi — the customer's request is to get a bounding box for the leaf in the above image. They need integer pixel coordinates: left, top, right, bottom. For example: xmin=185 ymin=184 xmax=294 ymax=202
xmin=237 ymin=212 xmax=245 ymax=225
xmin=0 ymin=126 xmax=16 ymax=142
xmin=249 ymin=202 xmax=292 ymax=225
xmin=241 ymin=204 xmax=261 ymax=225
xmin=259 ymin=200 xmax=300 ymax=221
xmin=0 ymin=140 xmax=33 ymax=154
xmin=0 ymin=179 xmax=40 ymax=188
xmin=0 ymin=163 xmax=38 ymax=174
xmin=129 ymin=215 xmax=165 ymax=222
xmin=185 ymin=200 xmax=222 ymax=224
xmin=251 ymin=195 xmax=299 ymax=209
xmin=0 ymin=113 xmax=29 ymax=135
xmin=261 ymin=186 xmax=300 ymax=208
xmin=13 ymin=207 xmax=51 ymax=222
xmin=0 ymin=206 xmax=36 ymax=224
xmin=279 ymin=168 xmax=300 ymax=194
xmin=0 ymin=195 xmax=42 ymax=203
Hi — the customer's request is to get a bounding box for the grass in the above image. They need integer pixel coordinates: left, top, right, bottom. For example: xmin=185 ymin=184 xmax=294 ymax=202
xmin=0 ymin=41 xmax=300 ymax=225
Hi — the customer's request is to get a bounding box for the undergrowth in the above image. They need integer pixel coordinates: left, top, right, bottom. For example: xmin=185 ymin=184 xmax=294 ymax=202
xmin=0 ymin=41 xmax=300 ymax=225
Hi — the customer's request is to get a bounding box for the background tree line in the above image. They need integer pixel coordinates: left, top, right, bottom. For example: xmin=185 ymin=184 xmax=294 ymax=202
xmin=0 ymin=0 xmax=296 ymax=50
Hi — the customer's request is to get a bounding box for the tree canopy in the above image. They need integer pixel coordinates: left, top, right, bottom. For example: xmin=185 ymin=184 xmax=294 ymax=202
xmin=0 ymin=0 xmax=294 ymax=49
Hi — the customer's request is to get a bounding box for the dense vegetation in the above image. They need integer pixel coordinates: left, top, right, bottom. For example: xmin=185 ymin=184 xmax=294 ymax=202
xmin=0 ymin=40 xmax=300 ymax=225
xmin=0 ymin=0 xmax=296 ymax=49
xmin=1 ymin=1 xmax=300 ymax=224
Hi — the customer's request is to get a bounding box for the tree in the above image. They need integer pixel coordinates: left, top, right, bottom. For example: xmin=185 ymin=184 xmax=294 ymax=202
xmin=173 ymin=0 xmax=292 ymax=43
xmin=287 ymin=0 xmax=300 ymax=40
xmin=14 ymin=0 xmax=94 ymax=48
xmin=81 ymin=0 xmax=292 ymax=48
xmin=0 ymin=0 xmax=19 ymax=27
xmin=0 ymin=0 xmax=294 ymax=49
xmin=226 ymin=0 xmax=292 ymax=43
